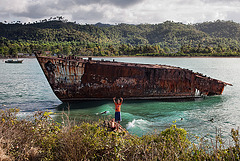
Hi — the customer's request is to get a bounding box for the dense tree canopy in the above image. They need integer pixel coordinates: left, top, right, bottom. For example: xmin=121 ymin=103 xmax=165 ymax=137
xmin=1 ymin=18 xmax=240 ymax=57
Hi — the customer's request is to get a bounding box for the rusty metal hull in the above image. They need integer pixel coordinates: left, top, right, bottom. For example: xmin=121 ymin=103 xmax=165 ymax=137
xmin=35 ymin=55 xmax=231 ymax=102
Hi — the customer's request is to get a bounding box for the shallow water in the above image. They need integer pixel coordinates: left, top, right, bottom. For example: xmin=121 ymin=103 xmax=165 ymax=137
xmin=0 ymin=57 xmax=239 ymax=139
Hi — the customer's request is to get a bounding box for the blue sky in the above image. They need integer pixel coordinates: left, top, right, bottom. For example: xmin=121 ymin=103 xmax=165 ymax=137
xmin=1 ymin=0 xmax=240 ymax=24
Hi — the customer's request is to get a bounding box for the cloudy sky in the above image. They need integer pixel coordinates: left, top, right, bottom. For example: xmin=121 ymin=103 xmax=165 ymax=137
xmin=1 ymin=0 xmax=240 ymax=24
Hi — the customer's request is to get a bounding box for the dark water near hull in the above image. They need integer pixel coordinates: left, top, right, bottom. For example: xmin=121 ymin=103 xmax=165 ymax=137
xmin=0 ymin=57 xmax=239 ymax=139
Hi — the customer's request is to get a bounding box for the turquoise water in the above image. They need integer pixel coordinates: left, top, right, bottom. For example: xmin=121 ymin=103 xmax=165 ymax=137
xmin=0 ymin=57 xmax=239 ymax=140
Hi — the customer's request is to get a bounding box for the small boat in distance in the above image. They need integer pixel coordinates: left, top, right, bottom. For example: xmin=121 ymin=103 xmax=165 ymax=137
xmin=5 ymin=59 xmax=23 ymax=63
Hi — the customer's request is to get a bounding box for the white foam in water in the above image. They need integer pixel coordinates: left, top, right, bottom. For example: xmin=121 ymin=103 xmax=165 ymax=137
xmin=126 ymin=119 xmax=151 ymax=130
xmin=126 ymin=119 xmax=136 ymax=129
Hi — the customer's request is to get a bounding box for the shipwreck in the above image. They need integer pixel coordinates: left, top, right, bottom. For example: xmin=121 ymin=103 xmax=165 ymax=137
xmin=35 ymin=54 xmax=232 ymax=102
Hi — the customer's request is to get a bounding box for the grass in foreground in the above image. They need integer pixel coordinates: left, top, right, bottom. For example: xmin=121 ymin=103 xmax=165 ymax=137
xmin=0 ymin=108 xmax=240 ymax=161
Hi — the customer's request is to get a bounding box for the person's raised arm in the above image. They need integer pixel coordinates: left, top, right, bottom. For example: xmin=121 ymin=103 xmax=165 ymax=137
xmin=120 ymin=97 xmax=123 ymax=103
xmin=113 ymin=97 xmax=116 ymax=104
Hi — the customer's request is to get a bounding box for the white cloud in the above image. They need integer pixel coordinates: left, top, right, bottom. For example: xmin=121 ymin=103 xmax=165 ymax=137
xmin=0 ymin=0 xmax=28 ymax=12
xmin=1 ymin=0 xmax=240 ymax=24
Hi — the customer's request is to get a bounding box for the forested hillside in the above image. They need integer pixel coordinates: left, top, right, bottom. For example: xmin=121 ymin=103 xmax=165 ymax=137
xmin=1 ymin=18 xmax=240 ymax=57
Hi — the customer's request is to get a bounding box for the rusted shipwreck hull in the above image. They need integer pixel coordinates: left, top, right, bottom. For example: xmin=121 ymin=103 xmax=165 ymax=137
xmin=35 ymin=54 xmax=232 ymax=102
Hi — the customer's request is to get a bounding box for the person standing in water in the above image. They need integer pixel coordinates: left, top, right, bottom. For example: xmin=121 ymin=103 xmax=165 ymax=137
xmin=113 ymin=97 xmax=123 ymax=130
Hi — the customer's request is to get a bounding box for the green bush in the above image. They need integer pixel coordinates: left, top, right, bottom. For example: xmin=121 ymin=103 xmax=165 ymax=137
xmin=1 ymin=108 xmax=240 ymax=160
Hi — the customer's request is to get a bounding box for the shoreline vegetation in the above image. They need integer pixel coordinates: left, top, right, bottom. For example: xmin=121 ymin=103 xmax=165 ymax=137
xmin=1 ymin=108 xmax=240 ymax=160
xmin=1 ymin=54 xmax=240 ymax=60
xmin=1 ymin=45 xmax=240 ymax=58
xmin=2 ymin=18 xmax=240 ymax=58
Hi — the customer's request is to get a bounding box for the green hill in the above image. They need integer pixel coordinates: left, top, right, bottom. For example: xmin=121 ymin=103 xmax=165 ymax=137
xmin=195 ymin=20 xmax=240 ymax=40
xmin=1 ymin=19 xmax=240 ymax=57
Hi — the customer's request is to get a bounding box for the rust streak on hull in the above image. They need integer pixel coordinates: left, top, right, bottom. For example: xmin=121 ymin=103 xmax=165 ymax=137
xmin=35 ymin=54 xmax=232 ymax=102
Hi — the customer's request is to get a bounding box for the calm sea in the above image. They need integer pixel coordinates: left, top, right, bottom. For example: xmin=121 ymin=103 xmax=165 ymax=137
xmin=0 ymin=57 xmax=239 ymax=140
